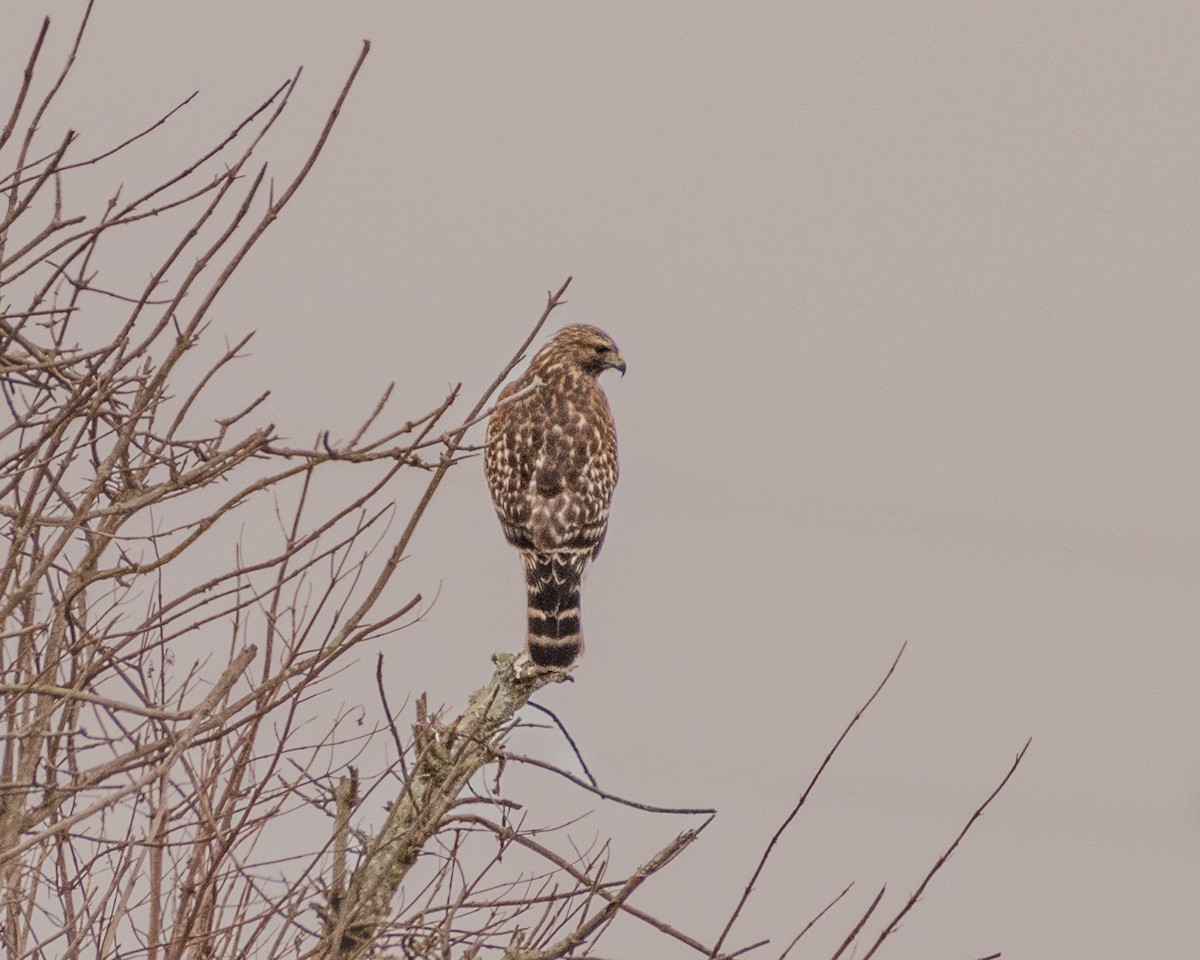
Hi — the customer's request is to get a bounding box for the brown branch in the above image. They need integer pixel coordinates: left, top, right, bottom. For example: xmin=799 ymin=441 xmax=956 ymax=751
xmin=451 ymin=813 xmax=729 ymax=958
xmin=507 ymin=824 xmax=703 ymax=960
xmin=57 ymin=91 xmax=199 ymax=175
xmin=829 ymin=885 xmax=885 ymax=960
xmin=0 ymin=16 xmax=48 ymax=157
xmin=709 ymin=643 xmax=907 ymax=959
xmin=305 ymin=280 xmax=571 ymax=690
xmin=859 ymin=738 xmax=1032 ymax=960
xmin=777 ymin=882 xmax=853 ymax=960
xmin=0 ymin=645 xmax=257 ymax=864
xmin=504 ymin=752 xmax=716 ymax=816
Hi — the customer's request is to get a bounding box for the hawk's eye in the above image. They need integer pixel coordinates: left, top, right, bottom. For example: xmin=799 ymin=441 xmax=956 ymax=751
xmin=593 ymin=344 xmax=607 ymax=354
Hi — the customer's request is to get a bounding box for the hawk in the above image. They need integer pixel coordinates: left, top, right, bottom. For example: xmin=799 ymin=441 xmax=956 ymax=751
xmin=484 ymin=324 xmax=626 ymax=667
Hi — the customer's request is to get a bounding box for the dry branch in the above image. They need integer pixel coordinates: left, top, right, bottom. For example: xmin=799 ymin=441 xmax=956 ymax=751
xmin=710 ymin=644 xmax=907 ymax=959
xmin=859 ymin=739 xmax=1033 ymax=960
xmin=317 ymin=654 xmax=569 ymax=954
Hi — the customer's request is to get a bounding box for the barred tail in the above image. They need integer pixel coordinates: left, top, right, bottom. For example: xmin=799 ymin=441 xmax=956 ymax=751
xmin=522 ymin=551 xmax=588 ymax=666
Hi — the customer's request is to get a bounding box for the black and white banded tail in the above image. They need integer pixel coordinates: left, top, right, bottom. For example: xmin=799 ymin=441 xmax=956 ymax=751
xmin=522 ymin=550 xmax=589 ymax=666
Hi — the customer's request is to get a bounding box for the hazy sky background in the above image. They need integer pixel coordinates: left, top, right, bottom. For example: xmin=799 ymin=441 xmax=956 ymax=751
xmin=5 ymin=3 xmax=1198 ymax=957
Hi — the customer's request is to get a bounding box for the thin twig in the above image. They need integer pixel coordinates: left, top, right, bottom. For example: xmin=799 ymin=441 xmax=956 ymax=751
xmin=526 ymin=699 xmax=597 ymax=786
xmin=709 ymin=643 xmax=907 ymax=959
xmin=830 ymin=886 xmax=885 ymax=960
xmin=504 ymin=752 xmax=716 ymax=816
xmin=859 ymin=738 xmax=1032 ymax=960
xmin=777 ymin=882 xmax=853 ymax=960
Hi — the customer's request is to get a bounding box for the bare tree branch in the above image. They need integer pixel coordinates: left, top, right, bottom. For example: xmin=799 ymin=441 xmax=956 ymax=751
xmin=710 ymin=643 xmax=907 ymax=959
xmin=859 ymin=739 xmax=1032 ymax=960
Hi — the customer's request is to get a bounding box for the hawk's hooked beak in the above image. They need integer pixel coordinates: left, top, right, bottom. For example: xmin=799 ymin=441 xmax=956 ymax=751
xmin=613 ymin=354 xmax=627 ymax=377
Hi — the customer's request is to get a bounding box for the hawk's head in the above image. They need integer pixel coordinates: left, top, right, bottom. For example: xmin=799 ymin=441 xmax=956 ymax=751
xmin=537 ymin=324 xmax=627 ymax=378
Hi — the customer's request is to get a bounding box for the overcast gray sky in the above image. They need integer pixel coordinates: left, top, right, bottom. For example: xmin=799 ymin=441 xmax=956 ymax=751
xmin=5 ymin=2 xmax=1198 ymax=957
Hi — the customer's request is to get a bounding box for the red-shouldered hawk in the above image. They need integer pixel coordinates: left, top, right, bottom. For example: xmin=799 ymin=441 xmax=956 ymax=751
xmin=484 ymin=324 xmax=625 ymax=667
